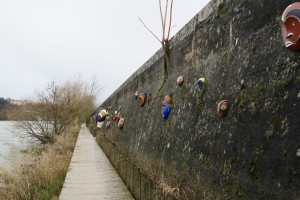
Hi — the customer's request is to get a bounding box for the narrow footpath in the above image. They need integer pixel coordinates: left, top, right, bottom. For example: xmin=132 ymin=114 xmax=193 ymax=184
xmin=59 ymin=125 xmax=134 ymax=200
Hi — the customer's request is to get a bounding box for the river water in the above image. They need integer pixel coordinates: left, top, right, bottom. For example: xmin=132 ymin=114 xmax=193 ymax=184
xmin=0 ymin=121 xmax=28 ymax=167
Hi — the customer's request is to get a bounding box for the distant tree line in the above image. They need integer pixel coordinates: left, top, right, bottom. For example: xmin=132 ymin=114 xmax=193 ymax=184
xmin=0 ymin=97 xmax=13 ymax=120
xmin=0 ymin=97 xmax=10 ymax=108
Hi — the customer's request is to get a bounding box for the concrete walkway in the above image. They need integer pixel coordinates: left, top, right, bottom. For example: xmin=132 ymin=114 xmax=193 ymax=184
xmin=59 ymin=125 xmax=134 ymax=200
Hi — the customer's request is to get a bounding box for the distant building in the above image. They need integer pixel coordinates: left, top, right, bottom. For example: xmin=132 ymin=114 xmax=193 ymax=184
xmin=10 ymin=99 xmax=28 ymax=106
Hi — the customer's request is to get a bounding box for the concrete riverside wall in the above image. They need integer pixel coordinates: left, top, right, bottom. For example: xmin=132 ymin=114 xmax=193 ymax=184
xmin=89 ymin=0 xmax=300 ymax=199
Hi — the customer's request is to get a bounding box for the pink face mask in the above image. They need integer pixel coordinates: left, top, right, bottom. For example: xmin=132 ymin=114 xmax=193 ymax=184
xmin=281 ymin=2 xmax=300 ymax=51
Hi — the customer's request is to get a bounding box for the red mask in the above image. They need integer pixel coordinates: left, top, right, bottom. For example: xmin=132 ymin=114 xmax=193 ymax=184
xmin=281 ymin=2 xmax=300 ymax=51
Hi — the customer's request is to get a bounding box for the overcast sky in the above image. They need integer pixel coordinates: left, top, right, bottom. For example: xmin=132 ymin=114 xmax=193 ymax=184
xmin=0 ymin=0 xmax=210 ymax=103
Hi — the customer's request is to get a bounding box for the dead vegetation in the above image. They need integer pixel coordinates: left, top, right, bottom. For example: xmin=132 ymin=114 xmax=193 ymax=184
xmin=0 ymin=124 xmax=79 ymax=200
xmin=7 ymin=75 xmax=101 ymax=144
xmin=0 ymin=76 xmax=101 ymax=199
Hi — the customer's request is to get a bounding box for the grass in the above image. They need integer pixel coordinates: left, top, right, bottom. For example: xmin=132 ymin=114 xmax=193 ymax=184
xmin=255 ymin=85 xmax=264 ymax=93
xmin=277 ymin=80 xmax=287 ymax=87
xmin=0 ymin=125 xmax=79 ymax=200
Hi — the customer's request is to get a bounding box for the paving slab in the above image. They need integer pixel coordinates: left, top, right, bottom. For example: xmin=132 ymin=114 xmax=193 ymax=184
xmin=59 ymin=125 xmax=134 ymax=200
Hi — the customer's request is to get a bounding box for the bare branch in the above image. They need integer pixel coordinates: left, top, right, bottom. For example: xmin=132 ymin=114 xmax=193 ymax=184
xmin=159 ymin=0 xmax=164 ymax=36
xmin=163 ymin=0 xmax=170 ymax=42
xmin=13 ymin=77 xmax=101 ymax=144
xmin=167 ymin=0 xmax=174 ymax=40
xmin=138 ymin=17 xmax=162 ymax=44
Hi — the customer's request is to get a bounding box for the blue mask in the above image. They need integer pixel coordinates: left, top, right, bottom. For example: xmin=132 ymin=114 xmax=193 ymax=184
xmin=106 ymin=121 xmax=111 ymax=129
xmin=162 ymin=103 xmax=171 ymax=119
xmin=96 ymin=114 xmax=106 ymax=122
xmin=198 ymin=80 xmax=204 ymax=89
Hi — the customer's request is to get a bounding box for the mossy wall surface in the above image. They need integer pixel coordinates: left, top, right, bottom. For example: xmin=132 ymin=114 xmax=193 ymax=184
xmin=91 ymin=0 xmax=300 ymax=199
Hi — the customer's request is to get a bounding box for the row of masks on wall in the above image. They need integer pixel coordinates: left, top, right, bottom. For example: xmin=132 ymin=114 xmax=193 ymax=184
xmin=93 ymin=2 xmax=298 ymax=130
xmin=95 ymin=109 xmax=124 ymax=129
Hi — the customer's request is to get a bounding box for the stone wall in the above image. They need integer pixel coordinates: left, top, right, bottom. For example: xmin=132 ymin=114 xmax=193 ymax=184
xmin=90 ymin=0 xmax=300 ymax=199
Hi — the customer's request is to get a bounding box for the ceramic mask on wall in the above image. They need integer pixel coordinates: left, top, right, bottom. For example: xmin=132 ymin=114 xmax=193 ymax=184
xmin=162 ymin=103 xmax=171 ymax=119
xmin=198 ymin=77 xmax=207 ymax=90
xmin=134 ymin=90 xmax=139 ymax=99
xmin=118 ymin=118 xmax=125 ymax=129
xmin=147 ymin=94 xmax=151 ymax=103
xmin=177 ymin=76 xmax=184 ymax=86
xmin=281 ymin=2 xmax=300 ymax=51
xmin=106 ymin=121 xmax=111 ymax=129
xmin=164 ymin=95 xmax=172 ymax=105
xmin=217 ymin=100 xmax=229 ymax=118
xmin=114 ymin=112 xmax=121 ymax=123
xmin=97 ymin=122 xmax=104 ymax=128
xmin=138 ymin=93 xmax=147 ymax=106
xmin=96 ymin=109 xmax=107 ymax=122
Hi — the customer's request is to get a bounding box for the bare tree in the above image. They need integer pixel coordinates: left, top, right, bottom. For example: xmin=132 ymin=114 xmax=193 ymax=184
xmin=139 ymin=0 xmax=174 ymax=81
xmin=13 ymin=78 xmax=101 ymax=144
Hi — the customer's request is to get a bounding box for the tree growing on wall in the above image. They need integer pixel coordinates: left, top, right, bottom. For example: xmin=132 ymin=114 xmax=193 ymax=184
xmin=139 ymin=0 xmax=174 ymax=83
xmin=13 ymin=77 xmax=101 ymax=144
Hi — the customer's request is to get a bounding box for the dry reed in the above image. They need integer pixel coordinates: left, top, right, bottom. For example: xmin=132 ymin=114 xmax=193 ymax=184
xmin=0 ymin=125 xmax=79 ymax=200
